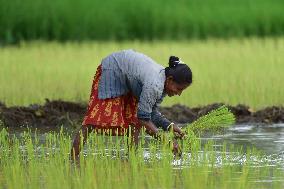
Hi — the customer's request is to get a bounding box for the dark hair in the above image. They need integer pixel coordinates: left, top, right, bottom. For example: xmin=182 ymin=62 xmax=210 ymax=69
xmin=165 ymin=56 xmax=192 ymax=85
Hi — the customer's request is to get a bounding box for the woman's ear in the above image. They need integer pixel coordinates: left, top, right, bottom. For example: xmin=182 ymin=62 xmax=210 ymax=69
xmin=165 ymin=76 xmax=174 ymax=91
xmin=166 ymin=76 xmax=174 ymax=82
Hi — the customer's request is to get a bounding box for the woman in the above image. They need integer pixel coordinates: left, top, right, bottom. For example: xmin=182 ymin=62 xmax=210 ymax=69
xmin=71 ymin=49 xmax=192 ymax=158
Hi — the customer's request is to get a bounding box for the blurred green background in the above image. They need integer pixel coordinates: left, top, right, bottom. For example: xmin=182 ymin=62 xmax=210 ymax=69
xmin=1 ymin=0 xmax=284 ymax=44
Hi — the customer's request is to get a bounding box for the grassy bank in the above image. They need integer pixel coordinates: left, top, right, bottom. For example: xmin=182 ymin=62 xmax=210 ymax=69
xmin=0 ymin=37 xmax=283 ymax=109
xmin=1 ymin=0 xmax=284 ymax=44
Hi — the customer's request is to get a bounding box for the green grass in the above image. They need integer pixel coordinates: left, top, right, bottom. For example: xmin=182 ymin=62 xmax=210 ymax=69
xmin=0 ymin=126 xmax=283 ymax=189
xmin=0 ymin=0 xmax=284 ymax=44
xmin=1 ymin=37 xmax=283 ymax=109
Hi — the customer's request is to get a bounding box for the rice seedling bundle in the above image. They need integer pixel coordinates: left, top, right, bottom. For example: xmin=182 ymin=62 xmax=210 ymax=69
xmin=184 ymin=105 xmax=236 ymax=134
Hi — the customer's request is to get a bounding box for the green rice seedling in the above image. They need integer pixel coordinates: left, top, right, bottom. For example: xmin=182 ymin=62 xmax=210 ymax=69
xmin=185 ymin=105 xmax=236 ymax=134
xmin=166 ymin=105 xmax=235 ymax=156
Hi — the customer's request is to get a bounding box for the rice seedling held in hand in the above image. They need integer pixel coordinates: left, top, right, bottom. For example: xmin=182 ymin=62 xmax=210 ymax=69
xmin=170 ymin=105 xmax=235 ymax=155
xmin=185 ymin=105 xmax=236 ymax=135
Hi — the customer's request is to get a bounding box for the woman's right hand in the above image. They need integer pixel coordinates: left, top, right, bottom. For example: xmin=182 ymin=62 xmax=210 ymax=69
xmin=173 ymin=126 xmax=187 ymax=140
xmin=172 ymin=139 xmax=181 ymax=156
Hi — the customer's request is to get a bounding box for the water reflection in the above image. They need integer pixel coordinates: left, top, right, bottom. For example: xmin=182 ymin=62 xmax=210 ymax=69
xmin=204 ymin=124 xmax=284 ymax=154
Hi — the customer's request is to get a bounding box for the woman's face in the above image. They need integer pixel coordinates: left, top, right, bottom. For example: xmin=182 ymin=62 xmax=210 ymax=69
xmin=164 ymin=76 xmax=190 ymax=97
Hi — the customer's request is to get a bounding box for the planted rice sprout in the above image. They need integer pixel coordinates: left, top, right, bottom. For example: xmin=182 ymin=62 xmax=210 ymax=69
xmin=0 ymin=127 xmax=282 ymax=189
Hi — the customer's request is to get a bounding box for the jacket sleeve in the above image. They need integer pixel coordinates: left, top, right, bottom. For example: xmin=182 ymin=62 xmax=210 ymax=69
xmin=151 ymin=101 xmax=171 ymax=131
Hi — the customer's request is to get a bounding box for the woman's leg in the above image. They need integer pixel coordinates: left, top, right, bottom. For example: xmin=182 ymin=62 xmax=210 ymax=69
xmin=70 ymin=125 xmax=94 ymax=160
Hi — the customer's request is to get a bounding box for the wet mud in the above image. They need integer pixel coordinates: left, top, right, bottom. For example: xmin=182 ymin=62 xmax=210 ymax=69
xmin=0 ymin=99 xmax=283 ymax=128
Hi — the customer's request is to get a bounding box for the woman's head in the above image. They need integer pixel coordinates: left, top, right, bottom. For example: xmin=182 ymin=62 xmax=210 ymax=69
xmin=164 ymin=56 xmax=192 ymax=97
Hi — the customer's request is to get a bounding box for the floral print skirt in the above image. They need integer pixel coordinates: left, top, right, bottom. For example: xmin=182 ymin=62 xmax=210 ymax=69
xmin=82 ymin=65 xmax=139 ymax=136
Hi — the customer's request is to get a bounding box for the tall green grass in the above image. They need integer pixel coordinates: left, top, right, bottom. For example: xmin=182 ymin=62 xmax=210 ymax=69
xmin=0 ymin=38 xmax=283 ymax=109
xmin=0 ymin=0 xmax=284 ymax=44
xmin=0 ymin=127 xmax=283 ymax=189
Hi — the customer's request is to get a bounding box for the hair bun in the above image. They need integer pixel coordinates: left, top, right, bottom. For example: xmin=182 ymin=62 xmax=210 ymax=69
xmin=169 ymin=56 xmax=180 ymax=68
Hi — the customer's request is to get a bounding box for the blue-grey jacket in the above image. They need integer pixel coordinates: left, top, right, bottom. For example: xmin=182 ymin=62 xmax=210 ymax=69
xmin=98 ymin=49 xmax=171 ymax=131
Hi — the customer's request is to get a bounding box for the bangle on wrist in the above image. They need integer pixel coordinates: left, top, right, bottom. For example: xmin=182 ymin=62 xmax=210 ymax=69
xmin=167 ymin=122 xmax=175 ymax=131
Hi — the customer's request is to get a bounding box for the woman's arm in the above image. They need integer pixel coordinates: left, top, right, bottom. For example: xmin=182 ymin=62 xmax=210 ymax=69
xmin=137 ymin=85 xmax=184 ymax=139
xmin=139 ymin=119 xmax=182 ymax=156
xmin=151 ymin=109 xmax=171 ymax=131
xmin=138 ymin=119 xmax=160 ymax=139
xmin=151 ymin=106 xmax=185 ymax=139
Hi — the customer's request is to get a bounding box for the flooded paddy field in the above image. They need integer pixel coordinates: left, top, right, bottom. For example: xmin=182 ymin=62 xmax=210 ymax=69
xmin=0 ymin=101 xmax=284 ymax=188
xmin=0 ymin=123 xmax=283 ymax=188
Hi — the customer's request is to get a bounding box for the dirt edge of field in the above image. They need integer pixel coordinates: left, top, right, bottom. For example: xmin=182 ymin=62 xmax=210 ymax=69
xmin=0 ymin=99 xmax=283 ymax=128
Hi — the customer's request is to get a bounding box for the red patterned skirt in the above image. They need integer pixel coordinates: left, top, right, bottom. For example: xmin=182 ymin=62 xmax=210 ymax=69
xmin=82 ymin=65 xmax=139 ymax=136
